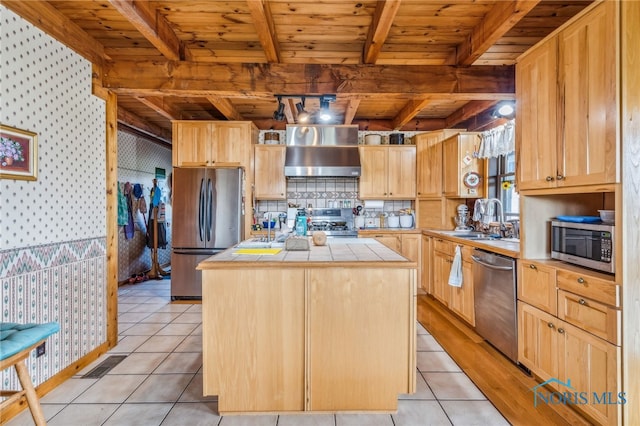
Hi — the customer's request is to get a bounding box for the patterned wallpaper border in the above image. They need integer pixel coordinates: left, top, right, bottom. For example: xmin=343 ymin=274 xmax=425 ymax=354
xmin=0 ymin=237 xmax=106 ymax=278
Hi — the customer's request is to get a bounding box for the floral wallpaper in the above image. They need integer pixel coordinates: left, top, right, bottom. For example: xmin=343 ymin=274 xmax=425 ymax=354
xmin=0 ymin=6 xmax=107 ymax=390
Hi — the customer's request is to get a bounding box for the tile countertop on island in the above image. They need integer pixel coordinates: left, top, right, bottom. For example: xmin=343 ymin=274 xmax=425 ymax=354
xmin=197 ymin=237 xmax=417 ymax=269
xmin=423 ymin=229 xmax=520 ymax=258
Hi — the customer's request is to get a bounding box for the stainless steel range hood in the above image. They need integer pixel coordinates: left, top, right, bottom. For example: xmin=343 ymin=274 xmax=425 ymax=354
xmin=284 ymin=125 xmax=361 ymax=177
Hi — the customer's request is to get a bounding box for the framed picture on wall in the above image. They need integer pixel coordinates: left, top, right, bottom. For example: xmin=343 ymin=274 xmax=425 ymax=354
xmin=0 ymin=124 xmax=38 ymax=181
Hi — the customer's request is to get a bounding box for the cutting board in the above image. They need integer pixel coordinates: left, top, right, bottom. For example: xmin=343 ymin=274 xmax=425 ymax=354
xmin=234 ymin=248 xmax=283 ymax=255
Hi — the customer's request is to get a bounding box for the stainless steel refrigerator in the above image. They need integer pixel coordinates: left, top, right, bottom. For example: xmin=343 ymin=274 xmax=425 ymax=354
xmin=171 ymin=167 xmax=244 ymax=299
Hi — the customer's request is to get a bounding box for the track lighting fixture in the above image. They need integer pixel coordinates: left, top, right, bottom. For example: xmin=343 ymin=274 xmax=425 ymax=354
xmin=272 ymin=94 xmax=336 ymax=123
xmin=273 ymin=96 xmax=285 ymax=121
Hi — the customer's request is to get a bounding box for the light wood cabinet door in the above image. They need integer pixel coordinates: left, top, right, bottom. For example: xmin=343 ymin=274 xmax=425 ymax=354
xmin=306 ymin=268 xmax=415 ymax=411
xmin=516 ymin=36 xmax=558 ymax=190
xmin=202 ymin=269 xmax=305 ymax=412
xmin=415 ymin=130 xmax=461 ymax=198
xmin=421 ymin=235 xmax=432 ymax=293
xmin=442 ymin=133 xmax=484 ymax=198
xmin=358 ymin=146 xmax=388 ymax=199
xmin=517 ymin=303 xmax=560 ymax=383
xmin=212 ymin=122 xmax=253 ymax=166
xmin=387 ymin=146 xmax=416 ymax=199
xmin=558 ymin=1 xmax=617 ymax=187
xmin=557 ymin=320 xmax=620 ymax=426
xmin=401 ymin=233 xmax=421 ymax=288
xmin=359 ymin=146 xmax=415 ymax=199
xmin=449 ymin=255 xmax=475 ymax=326
xmin=254 ymin=145 xmax=286 ymax=199
xmin=432 ymin=249 xmax=451 ymax=306
xmin=173 ymin=121 xmax=212 ymax=166
xmin=518 ymin=260 xmax=557 ymax=316
xmin=373 ymin=234 xmax=401 ymax=253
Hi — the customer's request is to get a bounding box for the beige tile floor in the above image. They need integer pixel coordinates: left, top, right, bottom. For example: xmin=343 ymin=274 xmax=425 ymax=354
xmin=8 ymin=279 xmax=509 ymax=426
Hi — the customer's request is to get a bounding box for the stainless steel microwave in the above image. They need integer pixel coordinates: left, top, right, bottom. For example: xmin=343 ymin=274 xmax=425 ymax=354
xmin=551 ymin=221 xmax=615 ymax=274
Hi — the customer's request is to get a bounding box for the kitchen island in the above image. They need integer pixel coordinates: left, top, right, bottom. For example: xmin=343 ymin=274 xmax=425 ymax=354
xmin=197 ymin=238 xmax=417 ymax=414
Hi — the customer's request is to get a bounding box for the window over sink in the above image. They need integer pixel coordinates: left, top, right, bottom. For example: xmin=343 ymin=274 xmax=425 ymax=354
xmin=487 ymin=152 xmax=519 ymax=221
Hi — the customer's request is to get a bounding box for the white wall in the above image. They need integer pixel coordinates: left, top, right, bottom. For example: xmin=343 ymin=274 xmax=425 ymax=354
xmin=0 ymin=6 xmax=107 ymax=388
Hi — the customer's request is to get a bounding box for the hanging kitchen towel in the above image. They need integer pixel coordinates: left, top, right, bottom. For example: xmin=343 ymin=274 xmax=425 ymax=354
xmin=448 ymin=245 xmax=463 ymax=287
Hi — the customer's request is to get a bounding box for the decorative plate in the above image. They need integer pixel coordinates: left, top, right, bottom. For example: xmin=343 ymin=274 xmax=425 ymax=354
xmin=463 ymin=172 xmax=481 ymax=188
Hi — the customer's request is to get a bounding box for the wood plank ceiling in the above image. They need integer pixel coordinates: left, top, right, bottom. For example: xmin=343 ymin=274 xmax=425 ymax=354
xmin=3 ymin=0 xmax=593 ymax=143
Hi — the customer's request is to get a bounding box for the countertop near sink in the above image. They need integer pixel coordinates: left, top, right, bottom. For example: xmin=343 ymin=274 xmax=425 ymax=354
xmin=358 ymin=228 xmax=422 ymax=235
xmin=423 ymin=229 xmax=520 ymax=258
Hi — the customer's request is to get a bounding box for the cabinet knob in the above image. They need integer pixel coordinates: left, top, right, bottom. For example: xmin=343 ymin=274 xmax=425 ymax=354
xmin=546 ymin=176 xmax=554 ymax=182
xmin=578 ymin=298 xmax=587 ymax=306
xmin=556 ymin=174 xmax=564 ymax=181
xmin=547 ymin=322 xmax=555 ymax=329
xmin=577 ymin=277 xmax=585 ymax=284
xmin=558 ymin=328 xmax=565 ymax=334
xmin=529 ymin=264 xmax=537 ymax=270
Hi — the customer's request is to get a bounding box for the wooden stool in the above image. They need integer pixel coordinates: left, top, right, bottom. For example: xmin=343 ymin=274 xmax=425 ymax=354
xmin=1 ymin=322 xmax=59 ymax=426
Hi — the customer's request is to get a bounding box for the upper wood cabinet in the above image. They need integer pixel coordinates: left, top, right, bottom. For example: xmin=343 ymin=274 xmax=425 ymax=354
xmin=172 ymin=121 xmax=257 ymax=168
xmin=517 ymin=1 xmax=618 ymax=190
xmin=359 ymin=146 xmax=416 ymax=199
xmin=415 ymin=129 xmax=462 ymax=198
xmin=254 ymin=145 xmax=286 ymax=200
xmin=442 ymin=133 xmax=484 ymax=198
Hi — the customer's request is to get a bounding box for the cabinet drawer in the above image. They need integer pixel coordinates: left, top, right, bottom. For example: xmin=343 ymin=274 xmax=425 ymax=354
xmin=518 ymin=261 xmax=557 ymax=315
xmin=556 ymin=270 xmax=620 ymax=307
xmin=557 ymin=290 xmax=620 ymax=345
xmin=433 ymin=238 xmax=453 ymax=255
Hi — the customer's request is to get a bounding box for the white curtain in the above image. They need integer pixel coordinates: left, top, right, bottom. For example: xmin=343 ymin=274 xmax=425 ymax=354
xmin=477 ymin=120 xmax=515 ymax=159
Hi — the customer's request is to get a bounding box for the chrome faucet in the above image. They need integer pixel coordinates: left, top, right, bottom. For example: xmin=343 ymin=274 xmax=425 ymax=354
xmin=486 ymin=198 xmax=508 ymax=237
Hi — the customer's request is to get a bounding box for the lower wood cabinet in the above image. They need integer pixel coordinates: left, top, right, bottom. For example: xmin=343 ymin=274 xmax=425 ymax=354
xmin=202 ymin=266 xmax=416 ymax=413
xmin=429 ymin=238 xmax=475 ymax=325
xmin=518 ymin=302 xmax=621 ymax=426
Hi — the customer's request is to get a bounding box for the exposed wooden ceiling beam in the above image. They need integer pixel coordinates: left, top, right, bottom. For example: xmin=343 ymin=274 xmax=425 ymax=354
xmin=109 ymin=0 xmax=183 ymax=61
xmin=246 ymin=0 xmax=281 ymax=63
xmin=284 ymin=99 xmax=296 ymax=124
xmin=343 ymin=99 xmax=361 ymax=125
xmin=102 ymin=62 xmax=515 ymax=97
xmin=450 ymin=0 xmax=541 ymax=66
xmin=445 ymin=100 xmax=500 ymax=128
xmin=135 ymin=96 xmax=181 ymax=120
xmin=206 ymin=96 xmax=244 ymax=121
xmin=252 ymin=117 xmax=448 ymax=132
xmin=363 ymin=0 xmax=402 ymax=64
xmin=1 ymin=0 xmax=105 ymax=65
xmin=392 ymin=98 xmax=433 ymax=130
xmin=117 ymin=106 xmax=172 ymax=143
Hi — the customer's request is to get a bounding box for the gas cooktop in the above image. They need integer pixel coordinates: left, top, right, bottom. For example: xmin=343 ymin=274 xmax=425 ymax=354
xmin=307 ymin=208 xmax=357 ymax=237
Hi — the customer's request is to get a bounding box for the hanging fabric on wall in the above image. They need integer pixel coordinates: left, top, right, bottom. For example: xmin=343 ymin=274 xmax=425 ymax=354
xmin=477 ymin=119 xmax=515 ymax=159
xmin=117 ymin=184 xmax=128 ymax=226
xmin=123 ymin=182 xmax=135 ymax=239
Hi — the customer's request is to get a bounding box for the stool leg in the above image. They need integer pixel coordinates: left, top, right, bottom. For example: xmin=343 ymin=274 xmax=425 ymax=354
xmin=14 ymin=360 xmax=46 ymax=426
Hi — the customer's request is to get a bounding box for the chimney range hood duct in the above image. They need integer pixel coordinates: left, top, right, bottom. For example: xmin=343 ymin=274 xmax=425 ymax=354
xmin=284 ymin=125 xmax=361 ymax=177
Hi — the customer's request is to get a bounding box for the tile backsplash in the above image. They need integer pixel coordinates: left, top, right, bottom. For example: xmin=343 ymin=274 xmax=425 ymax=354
xmin=256 ymin=177 xmax=411 ymax=215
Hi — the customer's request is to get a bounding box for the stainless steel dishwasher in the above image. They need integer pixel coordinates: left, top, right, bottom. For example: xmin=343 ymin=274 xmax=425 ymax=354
xmin=472 ymin=248 xmax=518 ymax=362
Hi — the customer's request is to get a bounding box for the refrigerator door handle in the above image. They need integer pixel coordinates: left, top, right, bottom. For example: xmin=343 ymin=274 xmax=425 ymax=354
xmin=198 ymin=177 xmax=205 ymax=242
xmin=207 ymin=178 xmax=214 ymax=242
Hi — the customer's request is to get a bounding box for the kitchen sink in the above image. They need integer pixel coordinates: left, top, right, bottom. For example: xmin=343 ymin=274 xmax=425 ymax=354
xmin=235 ymin=239 xmax=285 ymax=249
xmin=437 ymin=231 xmax=501 ymax=240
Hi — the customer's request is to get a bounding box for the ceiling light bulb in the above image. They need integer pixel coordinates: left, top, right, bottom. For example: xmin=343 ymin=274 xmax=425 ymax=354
xmin=497 ymin=103 xmax=515 ymax=117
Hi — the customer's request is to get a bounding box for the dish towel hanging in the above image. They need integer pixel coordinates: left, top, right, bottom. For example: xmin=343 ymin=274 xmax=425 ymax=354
xmin=448 ymin=245 xmax=463 ymax=287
